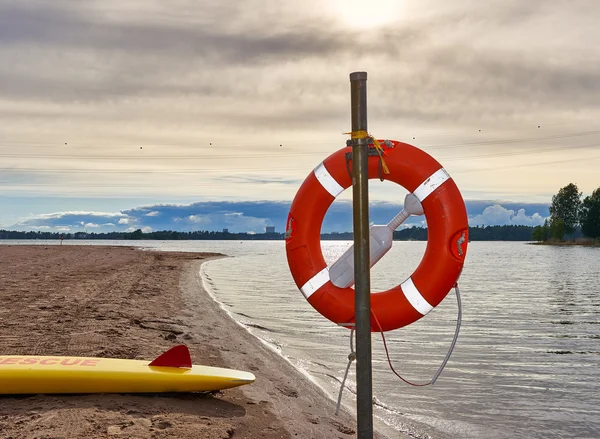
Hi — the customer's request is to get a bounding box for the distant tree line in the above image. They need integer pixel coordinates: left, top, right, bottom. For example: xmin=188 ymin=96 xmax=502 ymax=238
xmin=532 ymin=183 xmax=600 ymax=242
xmin=1 ymin=225 xmax=538 ymax=241
xmin=324 ymin=225 xmax=534 ymax=241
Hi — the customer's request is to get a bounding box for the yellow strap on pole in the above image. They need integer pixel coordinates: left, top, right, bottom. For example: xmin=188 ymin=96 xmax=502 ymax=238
xmin=345 ymin=131 xmax=390 ymax=175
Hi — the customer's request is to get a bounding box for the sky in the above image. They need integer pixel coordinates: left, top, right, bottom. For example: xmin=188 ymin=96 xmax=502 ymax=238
xmin=1 ymin=0 xmax=599 ymax=233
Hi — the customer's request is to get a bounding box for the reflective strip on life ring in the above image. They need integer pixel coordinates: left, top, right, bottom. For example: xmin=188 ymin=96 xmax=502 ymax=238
xmin=285 ymin=140 xmax=469 ymax=332
xmin=300 ymin=267 xmax=330 ymax=299
xmin=314 ymin=163 xmax=344 ymax=197
xmin=413 ymin=168 xmax=450 ymax=202
xmin=400 ymin=277 xmax=433 ymax=316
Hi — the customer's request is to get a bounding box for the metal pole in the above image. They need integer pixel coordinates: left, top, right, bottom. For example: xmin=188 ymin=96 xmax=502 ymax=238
xmin=349 ymin=71 xmax=373 ymax=439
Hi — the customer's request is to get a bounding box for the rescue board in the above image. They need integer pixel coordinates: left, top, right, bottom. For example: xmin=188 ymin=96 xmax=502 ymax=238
xmin=0 ymin=345 xmax=255 ymax=394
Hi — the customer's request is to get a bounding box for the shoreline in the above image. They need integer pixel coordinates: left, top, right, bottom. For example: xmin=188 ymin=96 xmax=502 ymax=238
xmin=0 ymin=245 xmax=392 ymax=438
xmin=184 ymin=256 xmax=391 ymax=438
xmin=528 ymin=240 xmax=600 ymax=247
xmin=198 ymin=260 xmax=350 ymax=400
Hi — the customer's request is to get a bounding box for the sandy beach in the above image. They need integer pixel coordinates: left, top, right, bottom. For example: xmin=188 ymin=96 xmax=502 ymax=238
xmin=0 ymin=245 xmax=390 ymax=439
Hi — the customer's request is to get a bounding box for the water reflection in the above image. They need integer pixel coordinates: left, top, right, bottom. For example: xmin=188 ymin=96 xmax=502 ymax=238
xmin=204 ymin=241 xmax=600 ymax=439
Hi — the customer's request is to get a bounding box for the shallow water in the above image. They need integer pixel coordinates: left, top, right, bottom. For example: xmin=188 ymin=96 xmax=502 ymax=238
xmin=3 ymin=240 xmax=599 ymax=439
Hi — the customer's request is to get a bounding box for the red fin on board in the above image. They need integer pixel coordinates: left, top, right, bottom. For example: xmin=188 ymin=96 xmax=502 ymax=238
xmin=149 ymin=345 xmax=192 ymax=368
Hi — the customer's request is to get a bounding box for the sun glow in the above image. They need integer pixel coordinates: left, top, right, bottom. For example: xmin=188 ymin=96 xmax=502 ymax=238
xmin=333 ymin=0 xmax=405 ymax=29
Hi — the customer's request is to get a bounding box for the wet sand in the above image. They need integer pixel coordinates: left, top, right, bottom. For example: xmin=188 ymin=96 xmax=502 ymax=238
xmin=0 ymin=245 xmax=390 ymax=438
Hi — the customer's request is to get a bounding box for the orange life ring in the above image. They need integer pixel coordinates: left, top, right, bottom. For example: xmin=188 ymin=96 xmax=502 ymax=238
xmin=285 ymin=140 xmax=468 ymax=332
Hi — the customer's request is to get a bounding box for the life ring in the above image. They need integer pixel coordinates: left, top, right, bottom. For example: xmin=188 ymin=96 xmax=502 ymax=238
xmin=285 ymin=140 xmax=468 ymax=332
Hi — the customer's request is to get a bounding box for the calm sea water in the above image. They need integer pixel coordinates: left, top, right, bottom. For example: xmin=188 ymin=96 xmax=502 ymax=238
xmin=3 ymin=240 xmax=599 ymax=439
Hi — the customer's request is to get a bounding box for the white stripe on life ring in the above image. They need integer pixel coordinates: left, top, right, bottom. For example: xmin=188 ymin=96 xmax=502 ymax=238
xmin=300 ymin=267 xmax=330 ymax=299
xmin=314 ymin=162 xmax=344 ymax=198
xmin=413 ymin=168 xmax=450 ymax=202
xmin=400 ymin=277 xmax=433 ymax=315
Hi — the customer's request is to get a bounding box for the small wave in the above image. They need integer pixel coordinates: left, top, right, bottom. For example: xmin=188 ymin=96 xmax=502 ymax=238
xmin=235 ymin=312 xmax=254 ymax=319
xmin=547 ymin=350 xmax=600 ymax=355
xmin=373 ymin=396 xmax=405 ymax=415
xmin=259 ymin=336 xmax=285 ymax=351
xmin=244 ymin=322 xmax=276 ymax=332
xmin=311 ymin=360 xmax=330 ymax=369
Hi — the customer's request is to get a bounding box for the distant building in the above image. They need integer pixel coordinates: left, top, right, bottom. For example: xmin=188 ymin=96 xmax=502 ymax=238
xmin=265 ymin=226 xmax=275 ymax=234
xmin=222 ymin=228 xmax=229 ymax=233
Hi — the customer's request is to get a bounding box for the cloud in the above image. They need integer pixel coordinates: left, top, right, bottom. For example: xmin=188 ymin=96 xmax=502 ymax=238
xmin=124 ymin=226 xmax=152 ymax=233
xmin=12 ymin=211 xmax=130 ymax=231
xmin=469 ymin=204 xmax=546 ymax=226
xmin=1 ymin=0 xmax=599 ymax=125
xmin=5 ymin=199 xmax=550 ymax=233
xmin=187 ymin=215 xmax=208 ymax=224
xmin=1 ymin=0 xmax=598 ymax=210
xmin=6 ymin=201 xmax=286 ymax=233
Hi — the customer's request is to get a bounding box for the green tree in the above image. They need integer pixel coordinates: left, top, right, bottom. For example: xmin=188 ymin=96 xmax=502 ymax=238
xmin=533 ymin=219 xmax=551 ymax=242
xmin=549 ymin=183 xmax=582 ymax=236
xmin=580 ymin=187 xmax=600 ymax=238
xmin=532 ymin=226 xmax=543 ymax=241
xmin=542 ymin=219 xmax=550 ymax=241
xmin=549 ymin=217 xmax=565 ymax=240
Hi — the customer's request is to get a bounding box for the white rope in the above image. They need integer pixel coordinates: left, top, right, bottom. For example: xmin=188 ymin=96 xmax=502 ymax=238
xmin=430 ymin=283 xmax=462 ymax=384
xmin=333 ymin=283 xmax=462 ymax=413
xmin=335 ymin=327 xmax=355 ymax=416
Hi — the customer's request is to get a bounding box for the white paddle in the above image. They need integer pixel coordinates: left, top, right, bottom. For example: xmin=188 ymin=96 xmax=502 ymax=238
xmin=329 ymin=193 xmax=424 ymax=288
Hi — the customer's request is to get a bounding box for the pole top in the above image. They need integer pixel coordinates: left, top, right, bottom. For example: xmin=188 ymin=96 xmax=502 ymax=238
xmin=349 ymin=71 xmax=367 ymax=81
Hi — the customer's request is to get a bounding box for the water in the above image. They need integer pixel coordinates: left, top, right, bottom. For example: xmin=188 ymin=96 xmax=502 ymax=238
xmin=3 ymin=240 xmax=599 ymax=438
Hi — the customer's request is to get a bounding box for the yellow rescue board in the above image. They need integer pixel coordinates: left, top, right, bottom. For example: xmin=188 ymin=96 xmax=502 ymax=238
xmin=0 ymin=345 xmax=255 ymax=395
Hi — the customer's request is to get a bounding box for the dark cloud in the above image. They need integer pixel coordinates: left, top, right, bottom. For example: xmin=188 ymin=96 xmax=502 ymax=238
xmin=2 ymin=0 xmax=598 ymax=123
xmin=0 ymin=3 xmax=410 ymax=61
xmin=1 ymin=0 xmax=599 ymax=207
xmin=216 ymin=176 xmax=304 ymax=185
xmin=11 ymin=211 xmax=126 ymax=231
xmin=9 ymin=199 xmax=549 ymax=233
